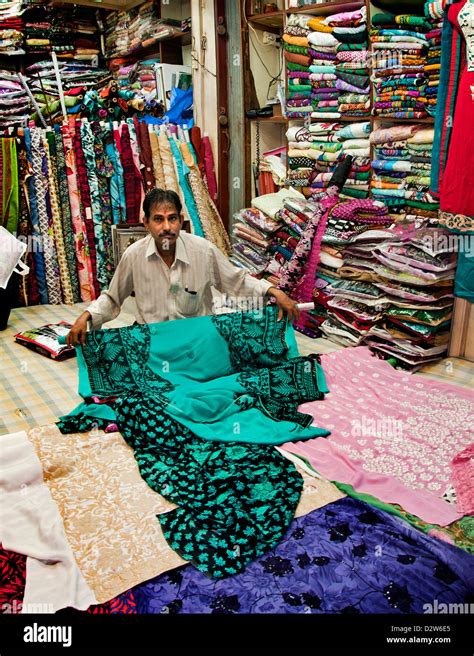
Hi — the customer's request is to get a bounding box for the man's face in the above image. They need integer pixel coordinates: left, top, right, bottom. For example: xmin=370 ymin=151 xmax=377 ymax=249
xmin=144 ymin=202 xmax=183 ymax=252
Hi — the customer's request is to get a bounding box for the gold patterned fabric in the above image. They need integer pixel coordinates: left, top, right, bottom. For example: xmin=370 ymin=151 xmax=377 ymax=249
xmin=180 ymin=141 xmax=231 ymax=255
xmin=27 ymin=424 xmax=185 ymax=604
xmin=158 ymin=130 xmax=179 ymax=194
xmin=149 ymin=130 xmax=166 ymax=189
xmin=438 ymin=210 xmax=474 ymax=232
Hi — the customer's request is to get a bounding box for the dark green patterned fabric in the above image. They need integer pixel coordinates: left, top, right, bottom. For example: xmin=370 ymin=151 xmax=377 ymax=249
xmin=58 ymin=308 xmax=330 ymax=577
xmin=115 ymin=393 xmax=303 ymax=578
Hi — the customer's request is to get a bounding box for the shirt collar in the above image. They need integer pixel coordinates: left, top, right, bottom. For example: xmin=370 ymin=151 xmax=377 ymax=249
xmin=145 ymin=233 xmax=190 ymax=265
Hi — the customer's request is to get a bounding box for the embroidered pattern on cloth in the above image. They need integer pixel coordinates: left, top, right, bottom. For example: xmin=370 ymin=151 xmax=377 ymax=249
xmin=458 ymin=1 xmax=474 ymax=72
xmin=283 ymin=346 xmax=474 ymax=525
xmin=130 ymin=497 xmax=474 ymax=614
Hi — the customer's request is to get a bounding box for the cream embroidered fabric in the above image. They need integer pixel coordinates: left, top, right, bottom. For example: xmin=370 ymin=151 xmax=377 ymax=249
xmin=26 ymin=424 xmax=185 ymax=604
xmin=459 ymin=2 xmax=474 ymax=72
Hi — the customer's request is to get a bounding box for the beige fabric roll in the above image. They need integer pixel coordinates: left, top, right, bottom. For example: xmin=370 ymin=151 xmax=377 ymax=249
xmin=148 ymin=128 xmax=165 ymax=189
xmin=158 ymin=130 xmax=179 ymax=194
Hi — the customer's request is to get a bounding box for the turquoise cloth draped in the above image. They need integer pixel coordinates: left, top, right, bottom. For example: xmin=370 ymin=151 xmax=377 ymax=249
xmin=58 ymin=307 xmax=330 ymax=445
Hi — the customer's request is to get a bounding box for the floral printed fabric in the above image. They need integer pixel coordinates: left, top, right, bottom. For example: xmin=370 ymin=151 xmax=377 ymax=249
xmin=61 ymin=122 xmax=93 ymax=302
xmin=130 ymin=497 xmax=474 ymax=614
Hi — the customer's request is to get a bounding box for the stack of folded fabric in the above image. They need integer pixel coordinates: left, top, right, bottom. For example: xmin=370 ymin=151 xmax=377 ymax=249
xmin=423 ymin=1 xmax=445 ymax=115
xmin=22 ymin=6 xmax=101 ymax=60
xmin=229 ymin=208 xmax=281 ymax=274
xmin=286 ymin=121 xmax=342 ymax=193
xmin=361 ymin=225 xmax=457 ymax=369
xmin=334 ymin=122 xmax=371 ymax=199
xmin=105 ymin=12 xmax=130 ymax=59
xmin=24 ymin=18 xmax=51 ymax=55
xmin=307 ymin=6 xmax=369 ymax=120
xmin=286 ymin=121 xmax=371 ymax=200
xmin=370 ymin=124 xmax=439 ymax=218
xmin=370 ymin=12 xmax=432 ymax=119
xmin=329 ymin=7 xmax=370 ymax=118
xmin=313 ymin=202 xmax=394 ymax=343
xmin=284 ymin=14 xmax=313 ymax=119
xmin=105 ymin=4 xmax=182 ymax=58
xmin=0 ymin=69 xmax=30 ymax=129
xmin=0 ymin=2 xmax=24 ymax=56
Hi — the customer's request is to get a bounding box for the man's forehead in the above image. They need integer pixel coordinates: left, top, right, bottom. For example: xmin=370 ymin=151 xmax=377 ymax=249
xmin=150 ymin=202 xmax=179 ymax=215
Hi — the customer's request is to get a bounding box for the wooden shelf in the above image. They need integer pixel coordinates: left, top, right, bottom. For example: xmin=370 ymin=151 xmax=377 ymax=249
xmin=287 ymin=0 xmax=364 ymax=16
xmin=247 ymin=115 xmax=287 ymax=123
xmin=372 ymin=116 xmax=435 ymax=124
xmin=286 ymin=115 xmax=370 ymax=122
xmin=48 ymin=0 xmax=145 ymax=10
xmin=247 ymin=10 xmax=285 ymax=30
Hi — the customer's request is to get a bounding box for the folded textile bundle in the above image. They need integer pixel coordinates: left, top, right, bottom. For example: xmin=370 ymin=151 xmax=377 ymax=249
xmin=370 ymin=13 xmax=434 ymax=119
xmin=286 ymin=121 xmax=371 ymax=200
xmin=370 ymin=124 xmax=439 ymax=217
xmin=105 ymin=3 xmax=183 ymax=58
xmin=318 ymin=220 xmax=457 ymax=367
xmin=229 ymin=208 xmax=281 ymax=274
xmin=21 ymin=6 xmax=101 ymax=60
xmin=286 ymin=8 xmax=369 ymax=121
xmin=0 ymin=12 xmax=24 ymax=55
xmin=0 ymin=70 xmax=30 ymax=128
xmin=423 ymin=2 xmax=445 ymax=115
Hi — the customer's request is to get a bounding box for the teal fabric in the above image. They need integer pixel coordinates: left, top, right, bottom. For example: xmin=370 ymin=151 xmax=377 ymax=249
xmin=454 ymin=232 xmax=474 ymax=302
xmin=168 ymin=136 xmax=205 ymax=238
xmin=58 ymin=307 xmax=330 ymax=445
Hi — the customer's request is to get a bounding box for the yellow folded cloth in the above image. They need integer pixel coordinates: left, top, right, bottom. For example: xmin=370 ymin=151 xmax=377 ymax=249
xmin=308 ymin=16 xmax=334 ymax=33
xmin=283 ymin=33 xmax=309 ymax=47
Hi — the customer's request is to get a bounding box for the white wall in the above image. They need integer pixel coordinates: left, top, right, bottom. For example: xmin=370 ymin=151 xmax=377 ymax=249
xmin=190 ymin=0 xmax=219 ymax=166
xmin=248 ymin=31 xmax=282 ymax=108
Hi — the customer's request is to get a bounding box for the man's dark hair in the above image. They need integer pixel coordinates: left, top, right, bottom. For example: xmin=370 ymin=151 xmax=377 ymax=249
xmin=143 ymin=188 xmax=182 ymax=218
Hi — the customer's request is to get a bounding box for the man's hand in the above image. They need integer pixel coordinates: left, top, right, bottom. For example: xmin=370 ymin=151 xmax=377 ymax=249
xmin=266 ymin=287 xmax=300 ymax=323
xmin=66 ymin=311 xmax=91 ymax=347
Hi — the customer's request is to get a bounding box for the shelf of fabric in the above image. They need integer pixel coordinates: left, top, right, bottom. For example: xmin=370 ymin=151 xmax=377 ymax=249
xmin=287 ymin=1 xmax=365 ymax=16
xmin=106 ymin=31 xmax=192 ymax=61
xmin=246 ymin=10 xmax=285 ymax=31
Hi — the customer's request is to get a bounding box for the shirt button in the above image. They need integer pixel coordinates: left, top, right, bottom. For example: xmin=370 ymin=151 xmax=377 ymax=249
xmin=150 ymin=327 xmax=157 ymax=335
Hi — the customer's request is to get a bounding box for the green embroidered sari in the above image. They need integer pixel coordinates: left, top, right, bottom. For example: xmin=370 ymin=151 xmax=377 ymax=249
xmin=58 ymin=308 xmax=330 ymax=577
